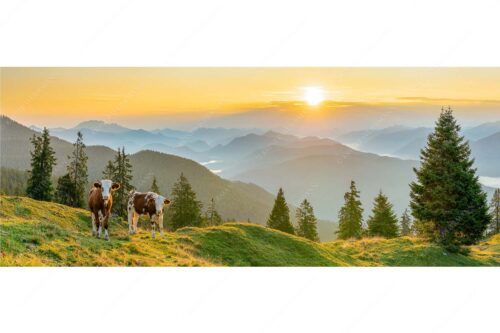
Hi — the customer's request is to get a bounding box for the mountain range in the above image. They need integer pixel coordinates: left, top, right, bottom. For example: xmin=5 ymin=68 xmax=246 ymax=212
xmin=334 ymin=122 xmax=500 ymax=176
xmin=0 ymin=116 xmax=337 ymax=241
xmin=2 ymin=114 xmax=498 ymax=238
xmin=45 ymin=120 xmax=263 ymax=154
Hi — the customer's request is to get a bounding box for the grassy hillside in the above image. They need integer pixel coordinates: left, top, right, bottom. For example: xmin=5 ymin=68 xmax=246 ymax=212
xmin=1 ymin=196 xmax=498 ymax=267
xmin=0 ymin=117 xmax=272 ymax=224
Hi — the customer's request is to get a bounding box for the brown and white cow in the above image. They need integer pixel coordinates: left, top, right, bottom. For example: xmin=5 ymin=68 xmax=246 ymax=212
xmin=88 ymin=179 xmax=120 ymax=240
xmin=128 ymin=190 xmax=171 ymax=239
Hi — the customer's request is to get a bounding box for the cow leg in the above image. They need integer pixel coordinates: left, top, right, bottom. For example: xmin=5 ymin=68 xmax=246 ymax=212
xmin=133 ymin=213 xmax=139 ymax=234
xmin=158 ymin=213 xmax=164 ymax=237
xmin=151 ymin=218 xmax=156 ymax=240
xmin=91 ymin=211 xmax=98 ymax=236
xmin=128 ymin=208 xmax=134 ymax=235
xmin=94 ymin=211 xmax=101 ymax=238
xmin=97 ymin=210 xmax=104 ymax=238
xmin=103 ymin=214 xmax=110 ymax=241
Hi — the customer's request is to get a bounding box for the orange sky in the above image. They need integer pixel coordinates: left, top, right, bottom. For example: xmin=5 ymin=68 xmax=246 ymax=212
xmin=2 ymin=68 xmax=500 ymax=127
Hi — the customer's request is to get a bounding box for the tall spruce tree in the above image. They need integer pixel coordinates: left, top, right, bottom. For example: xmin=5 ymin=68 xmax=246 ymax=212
xmin=166 ymin=173 xmax=202 ymax=231
xmin=336 ymin=180 xmax=363 ymax=239
xmin=400 ymin=209 xmax=412 ymax=236
xmin=112 ymin=147 xmax=133 ymax=218
xmin=267 ymin=188 xmax=294 ymax=234
xmin=102 ymin=160 xmax=115 ymax=179
xmin=488 ymin=189 xmax=500 ymax=235
xmin=367 ymin=191 xmax=399 ymax=238
xmin=26 ymin=128 xmax=56 ymax=201
xmin=55 ymin=174 xmax=76 ymax=206
xmin=150 ymin=176 xmax=160 ymax=193
xmin=295 ymin=199 xmax=319 ymax=241
xmin=64 ymin=131 xmax=88 ymax=207
xmin=204 ymin=198 xmax=223 ymax=226
xmin=410 ymin=107 xmax=490 ymax=246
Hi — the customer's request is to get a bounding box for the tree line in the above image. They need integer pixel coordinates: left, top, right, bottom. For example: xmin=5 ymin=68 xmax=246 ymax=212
xmin=14 ymin=107 xmax=500 ymax=247
xmin=21 ymin=128 xmax=225 ymax=231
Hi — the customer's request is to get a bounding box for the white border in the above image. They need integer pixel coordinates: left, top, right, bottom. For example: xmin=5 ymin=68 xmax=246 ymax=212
xmin=1 ymin=1 xmax=499 ymax=333
xmin=1 ymin=0 xmax=500 ymax=66
xmin=0 ymin=268 xmax=499 ymax=333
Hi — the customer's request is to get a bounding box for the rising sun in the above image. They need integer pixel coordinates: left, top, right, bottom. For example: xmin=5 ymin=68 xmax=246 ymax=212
xmin=303 ymin=87 xmax=325 ymax=106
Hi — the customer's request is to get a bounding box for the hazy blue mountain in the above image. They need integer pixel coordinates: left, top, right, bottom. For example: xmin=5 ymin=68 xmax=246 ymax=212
xmin=50 ymin=127 xmax=182 ymax=152
xmin=233 ymin=152 xmax=418 ymax=220
xmin=185 ymin=139 xmax=211 ymax=152
xmin=153 ymin=127 xmax=263 ymax=146
xmin=50 ymin=121 xmax=263 ymax=155
xmin=338 ymin=123 xmax=500 ymax=173
xmin=207 ymin=131 xmax=298 ymax=160
xmin=336 ymin=126 xmax=408 ymax=145
xmin=152 ymin=127 xmax=191 ymax=138
xmin=464 ymin=121 xmax=500 ymax=141
xmin=392 ymin=138 xmax=426 ymax=159
xmin=139 ymin=143 xmax=201 ymax=160
xmin=190 ymin=127 xmax=264 ymax=146
xmin=471 ymin=131 xmax=500 ymax=176
xmin=71 ymin=120 xmax=131 ymax=133
xmin=29 ymin=125 xmax=43 ymax=132
xmin=223 ymin=136 xmax=360 ymax=177
xmin=336 ymin=126 xmax=432 ymax=156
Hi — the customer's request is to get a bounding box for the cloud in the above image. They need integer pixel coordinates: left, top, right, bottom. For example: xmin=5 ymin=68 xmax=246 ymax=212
xmin=398 ymin=96 xmax=500 ymax=104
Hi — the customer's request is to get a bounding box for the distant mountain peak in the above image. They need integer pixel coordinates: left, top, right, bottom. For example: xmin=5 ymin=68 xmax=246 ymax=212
xmin=29 ymin=125 xmax=43 ymax=132
xmin=73 ymin=120 xmax=130 ymax=133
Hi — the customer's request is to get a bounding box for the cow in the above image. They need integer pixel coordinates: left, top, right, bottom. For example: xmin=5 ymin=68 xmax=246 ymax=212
xmin=127 ymin=190 xmax=171 ymax=239
xmin=88 ymin=179 xmax=120 ymax=240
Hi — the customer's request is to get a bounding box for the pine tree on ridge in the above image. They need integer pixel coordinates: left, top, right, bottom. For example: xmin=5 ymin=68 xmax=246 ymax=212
xmin=267 ymin=188 xmax=294 ymax=235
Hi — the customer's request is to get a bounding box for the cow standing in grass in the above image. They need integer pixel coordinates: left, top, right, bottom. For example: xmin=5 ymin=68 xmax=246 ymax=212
xmin=128 ymin=190 xmax=171 ymax=239
xmin=88 ymin=180 xmax=120 ymax=240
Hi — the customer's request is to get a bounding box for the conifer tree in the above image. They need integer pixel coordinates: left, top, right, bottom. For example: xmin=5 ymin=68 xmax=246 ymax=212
xmin=55 ymin=174 xmax=76 ymax=206
xmin=26 ymin=128 xmax=56 ymax=201
xmin=367 ymin=191 xmax=399 ymax=238
xmin=102 ymin=160 xmax=115 ymax=179
xmin=204 ymin=198 xmax=223 ymax=226
xmin=166 ymin=173 xmax=203 ymax=231
xmin=65 ymin=131 xmax=88 ymax=207
xmin=150 ymin=176 xmax=160 ymax=193
xmin=488 ymin=189 xmax=500 ymax=235
xmin=267 ymin=188 xmax=294 ymax=234
xmin=410 ymin=107 xmax=490 ymax=246
xmin=336 ymin=181 xmax=363 ymax=239
xmin=400 ymin=209 xmax=412 ymax=236
xmin=295 ymin=199 xmax=319 ymax=241
xmin=112 ymin=147 xmax=133 ymax=217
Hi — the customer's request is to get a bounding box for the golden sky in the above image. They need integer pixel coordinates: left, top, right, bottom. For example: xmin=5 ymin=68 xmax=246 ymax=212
xmin=2 ymin=68 xmax=500 ymax=127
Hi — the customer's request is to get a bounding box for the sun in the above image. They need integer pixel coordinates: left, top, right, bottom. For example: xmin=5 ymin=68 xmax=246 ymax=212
xmin=303 ymin=87 xmax=325 ymax=106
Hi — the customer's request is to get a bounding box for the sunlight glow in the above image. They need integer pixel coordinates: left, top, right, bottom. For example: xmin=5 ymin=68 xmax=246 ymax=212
xmin=303 ymin=87 xmax=325 ymax=106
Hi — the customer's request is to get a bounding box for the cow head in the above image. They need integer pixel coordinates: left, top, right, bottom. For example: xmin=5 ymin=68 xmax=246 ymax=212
xmin=147 ymin=194 xmax=171 ymax=217
xmin=94 ymin=180 xmax=120 ymax=206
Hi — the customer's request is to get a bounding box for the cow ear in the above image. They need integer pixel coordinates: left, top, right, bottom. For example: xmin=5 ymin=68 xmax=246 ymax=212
xmin=164 ymin=199 xmax=171 ymax=205
xmin=94 ymin=182 xmax=101 ymax=188
xmin=111 ymin=183 xmax=120 ymax=190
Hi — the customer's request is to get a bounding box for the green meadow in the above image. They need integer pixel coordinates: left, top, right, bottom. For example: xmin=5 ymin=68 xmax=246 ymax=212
xmin=1 ymin=195 xmax=498 ymax=267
